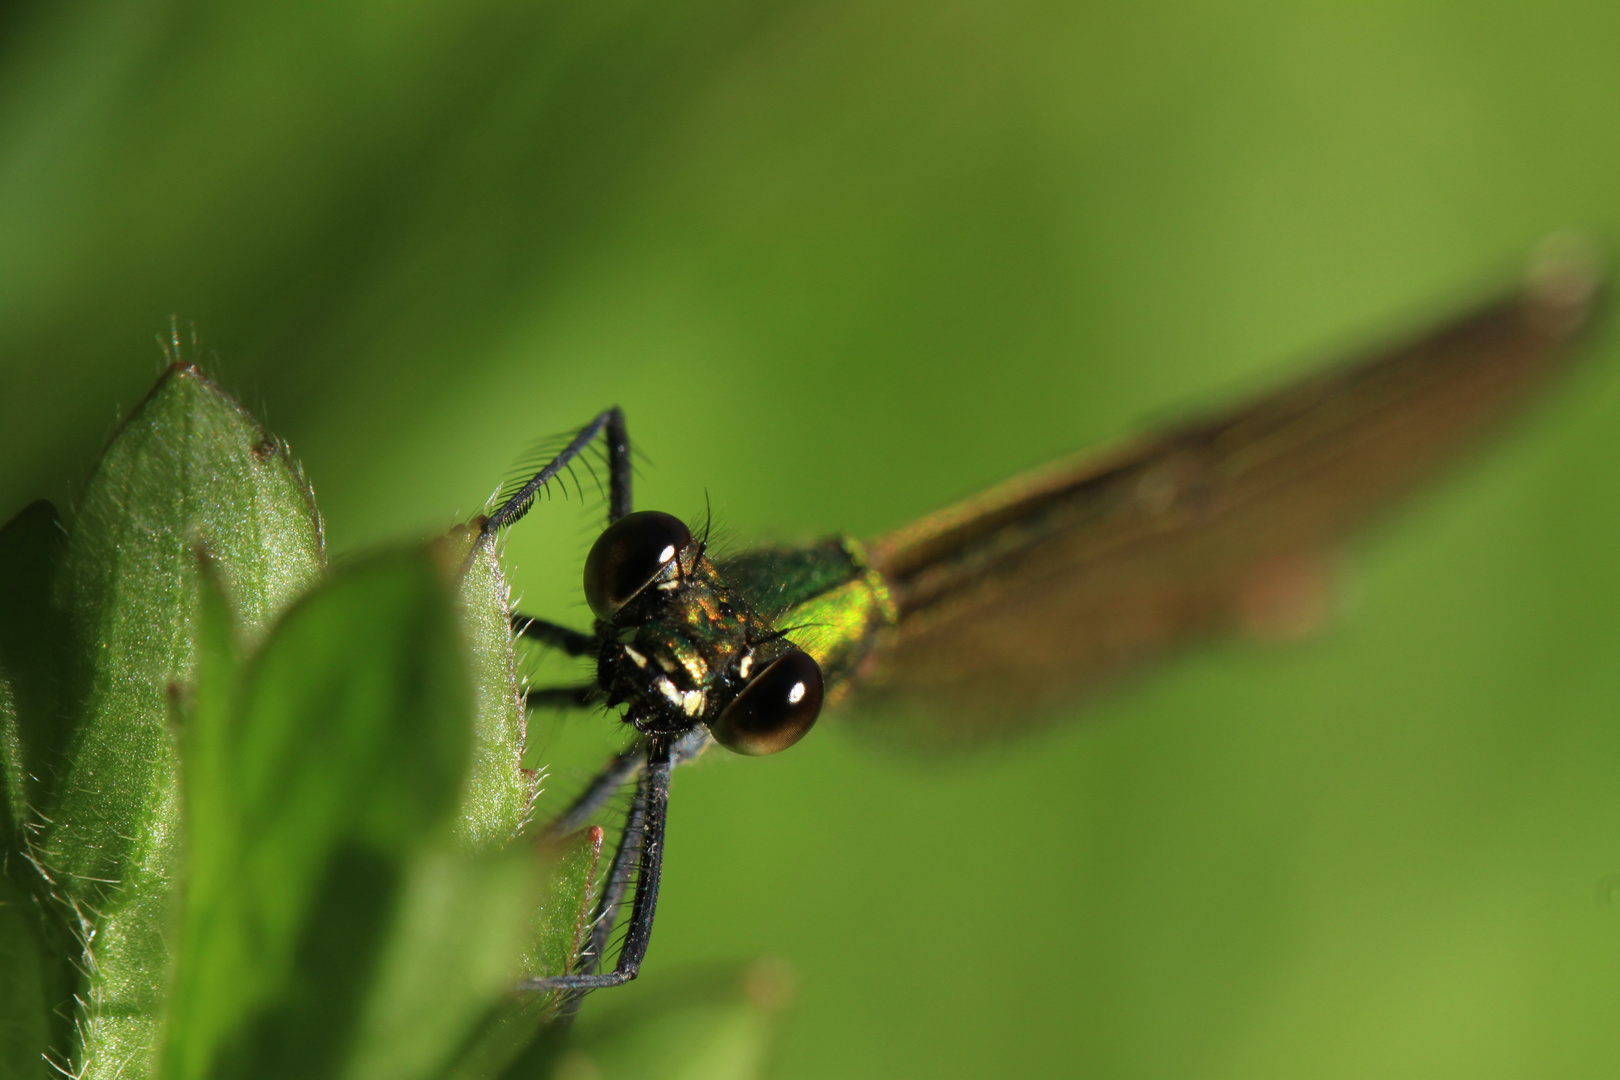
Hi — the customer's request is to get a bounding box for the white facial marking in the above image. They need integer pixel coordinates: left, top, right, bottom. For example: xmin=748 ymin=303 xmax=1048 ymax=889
xmin=656 ymin=578 xmax=680 ymax=591
xmin=681 ymin=689 xmax=705 ymax=716
xmin=622 ymin=645 xmax=648 ymax=669
xmin=788 ymin=681 xmax=806 ymax=705
xmin=656 ymin=677 xmax=683 ymax=705
xmin=737 ymin=651 xmax=754 ymax=679
xmin=657 ymin=544 xmax=676 ymax=565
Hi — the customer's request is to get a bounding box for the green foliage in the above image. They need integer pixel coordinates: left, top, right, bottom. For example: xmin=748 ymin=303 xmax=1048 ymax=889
xmin=562 ymin=961 xmax=797 ymax=1080
xmin=39 ymin=364 xmax=329 ymax=1074
xmin=439 ymin=522 xmax=538 ymax=853
xmin=168 ymin=548 xmax=490 ymax=1080
xmin=0 ymin=368 xmax=786 ymax=1080
xmin=0 ymin=865 xmax=54 ymax=1080
xmin=5 ymin=2 xmax=1620 ymax=1076
xmin=0 ymin=501 xmax=78 ymax=1079
xmin=0 ymin=500 xmax=73 ymax=835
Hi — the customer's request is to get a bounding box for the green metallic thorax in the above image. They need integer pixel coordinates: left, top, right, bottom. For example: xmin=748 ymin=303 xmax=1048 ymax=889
xmin=716 ymin=536 xmax=897 ymax=704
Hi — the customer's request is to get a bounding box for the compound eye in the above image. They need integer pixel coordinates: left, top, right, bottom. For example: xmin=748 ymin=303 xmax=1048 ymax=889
xmin=710 ymin=650 xmax=823 ymax=756
xmin=583 ymin=511 xmax=692 ymax=619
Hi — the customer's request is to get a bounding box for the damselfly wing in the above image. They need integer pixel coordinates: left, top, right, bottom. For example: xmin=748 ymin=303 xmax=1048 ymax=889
xmin=854 ymin=245 xmax=1604 ymax=745
xmin=490 ymin=242 xmax=1603 ymax=995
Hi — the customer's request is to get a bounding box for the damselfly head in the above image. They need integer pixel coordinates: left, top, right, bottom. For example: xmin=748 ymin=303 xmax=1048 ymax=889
xmin=585 ymin=510 xmax=825 ymax=751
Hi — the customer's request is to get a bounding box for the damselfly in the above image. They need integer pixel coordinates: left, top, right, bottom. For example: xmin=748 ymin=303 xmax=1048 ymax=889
xmin=485 ymin=242 xmax=1602 ymax=995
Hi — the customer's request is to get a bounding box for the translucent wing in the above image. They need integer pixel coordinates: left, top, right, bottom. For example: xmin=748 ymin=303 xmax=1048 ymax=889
xmin=853 ymin=245 xmax=1604 ymax=747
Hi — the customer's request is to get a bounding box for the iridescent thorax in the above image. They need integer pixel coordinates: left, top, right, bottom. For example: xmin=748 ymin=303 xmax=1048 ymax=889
xmin=719 ymin=537 xmax=896 ymax=704
xmin=598 ymin=535 xmax=897 ymax=737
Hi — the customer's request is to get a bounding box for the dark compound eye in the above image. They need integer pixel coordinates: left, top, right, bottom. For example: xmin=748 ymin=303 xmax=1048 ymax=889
xmin=583 ymin=511 xmax=692 ymax=619
xmin=709 ymin=650 xmax=824 ymax=756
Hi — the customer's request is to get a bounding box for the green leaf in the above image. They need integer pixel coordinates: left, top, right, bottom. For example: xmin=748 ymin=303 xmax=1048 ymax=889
xmin=0 ymin=869 xmax=52 ymax=1079
xmin=527 ymin=828 xmax=606 ymax=989
xmin=11 ymin=365 xmax=625 ymax=1079
xmin=436 ymin=524 xmax=540 ymax=852
xmin=0 ymin=664 xmax=15 ymax=852
xmin=0 ymin=502 xmax=91 ymax=1075
xmin=161 ymin=547 xmax=471 ymax=1080
xmin=0 ymin=500 xmax=73 ymax=841
xmin=451 ymin=826 xmax=606 ymax=1080
xmin=500 ymin=961 xmax=797 ymax=1080
xmin=36 ymin=364 xmax=325 ymax=1077
xmin=340 ymin=844 xmax=545 ymax=1080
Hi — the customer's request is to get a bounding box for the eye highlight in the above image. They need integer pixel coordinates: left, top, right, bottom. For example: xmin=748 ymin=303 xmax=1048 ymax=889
xmin=583 ymin=511 xmax=693 ymax=619
xmin=709 ymin=650 xmax=824 ymax=756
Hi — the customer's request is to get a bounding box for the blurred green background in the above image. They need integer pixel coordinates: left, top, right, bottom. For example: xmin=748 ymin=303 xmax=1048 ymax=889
xmin=5 ymin=1 xmax=1620 ymax=1076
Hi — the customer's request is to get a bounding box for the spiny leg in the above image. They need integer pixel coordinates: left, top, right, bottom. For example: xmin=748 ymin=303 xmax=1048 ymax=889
xmin=581 ymin=787 xmax=647 ymax=973
xmin=531 ymin=728 xmax=711 ymax=993
xmin=484 ymin=407 xmax=633 ymax=537
xmin=552 ymin=778 xmax=651 ymax=1019
xmin=513 ymin=613 xmax=601 ymax=717
xmin=482 ymin=411 xmax=625 ymax=721
xmin=525 ymin=686 xmax=599 ymax=711
xmin=599 ymin=743 xmax=671 ymax=983
xmin=533 ymin=743 xmax=646 ymax=1020
xmin=521 ymin=740 xmax=674 ymax=992
xmin=604 ymin=408 xmax=631 ymax=521
xmin=489 ymin=407 xmax=653 ymax=999
xmin=513 ymin=615 xmax=597 ymax=657
xmin=574 ymin=731 xmax=707 ymax=969
xmin=486 ymin=409 xmax=626 ymax=689
xmin=540 ymin=743 xmax=647 ymax=840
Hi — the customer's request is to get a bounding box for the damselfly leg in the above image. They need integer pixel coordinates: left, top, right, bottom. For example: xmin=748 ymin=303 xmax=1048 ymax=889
xmin=512 ymin=615 xmax=597 ymax=657
xmin=480 ymin=407 xmax=685 ymax=995
xmin=517 ymin=728 xmax=708 ymax=995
